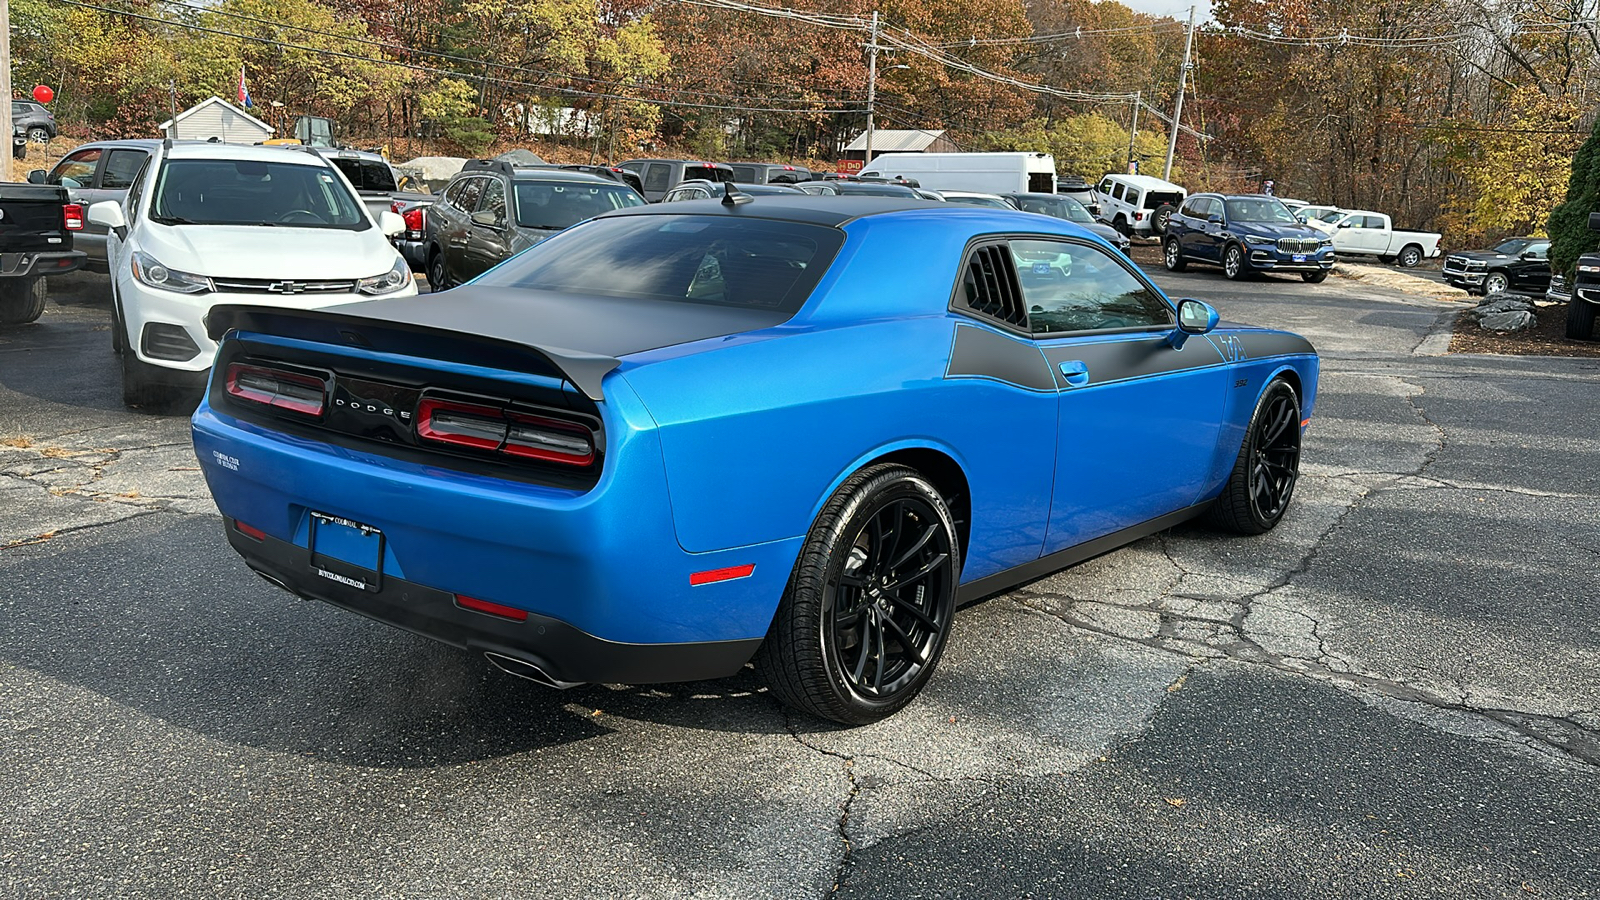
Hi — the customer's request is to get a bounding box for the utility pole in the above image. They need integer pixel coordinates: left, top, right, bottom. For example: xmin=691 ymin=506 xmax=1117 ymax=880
xmin=1126 ymin=90 xmax=1141 ymax=174
xmin=1 ymin=0 xmax=13 ymax=183
xmin=1164 ymin=4 xmax=1196 ymax=182
xmin=863 ymin=10 xmax=879 ymax=169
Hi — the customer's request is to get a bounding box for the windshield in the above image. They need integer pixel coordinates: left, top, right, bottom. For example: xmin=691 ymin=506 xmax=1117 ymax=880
xmin=329 ymin=157 xmax=397 ymax=193
xmin=944 ymin=195 xmax=1012 ymax=209
xmin=1224 ymin=198 xmax=1298 ymax=224
xmin=1012 ymin=194 xmax=1094 ymax=223
xmin=477 ymin=215 xmax=844 ymax=313
xmin=837 ymin=183 xmax=916 ymax=197
xmin=149 ymin=159 xmax=367 ymax=229
xmin=513 ymin=181 xmax=646 ymax=230
xmin=1492 ymin=238 xmax=1533 ymax=255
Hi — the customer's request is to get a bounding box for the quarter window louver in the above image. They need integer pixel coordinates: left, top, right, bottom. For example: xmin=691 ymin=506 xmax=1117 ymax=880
xmin=961 ymin=245 xmax=1028 ymax=330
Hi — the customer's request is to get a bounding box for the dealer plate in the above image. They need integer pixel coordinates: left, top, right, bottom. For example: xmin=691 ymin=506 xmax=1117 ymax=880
xmin=1292 ymin=254 xmax=1307 ymax=263
xmin=309 ymin=512 xmax=383 ymax=592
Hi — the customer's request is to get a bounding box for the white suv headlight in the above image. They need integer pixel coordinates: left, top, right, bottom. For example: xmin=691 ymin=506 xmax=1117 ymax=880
xmin=131 ymin=251 xmax=212 ymax=294
xmin=358 ymin=257 xmax=412 ymax=295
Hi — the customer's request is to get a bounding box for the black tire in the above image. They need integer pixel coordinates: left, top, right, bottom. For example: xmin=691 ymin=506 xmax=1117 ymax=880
xmin=1568 ymin=298 xmax=1597 ymax=340
xmin=11 ymin=141 xmax=24 ymax=160
xmin=1483 ymin=271 xmax=1510 ymax=296
xmin=1163 ymin=238 xmax=1188 ymax=273
xmin=427 ymin=249 xmax=450 ymax=291
xmin=1397 ymin=244 xmax=1423 ymax=268
xmin=111 ymin=283 xmax=127 ymax=355
xmin=1207 ymin=379 xmax=1302 ymax=535
xmin=1113 ymin=214 xmax=1130 ymax=237
xmin=1301 ymin=270 xmax=1328 ymax=284
xmin=1222 ymin=244 xmax=1248 ymax=280
xmin=0 ymin=277 xmax=47 ymax=326
xmin=27 ymin=127 xmax=50 ymax=144
xmin=1149 ymin=203 xmax=1177 ymax=236
xmin=758 ymin=463 xmax=960 ymax=725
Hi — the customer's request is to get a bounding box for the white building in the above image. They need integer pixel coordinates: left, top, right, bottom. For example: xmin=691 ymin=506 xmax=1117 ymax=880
xmin=160 ymin=97 xmax=274 ymax=144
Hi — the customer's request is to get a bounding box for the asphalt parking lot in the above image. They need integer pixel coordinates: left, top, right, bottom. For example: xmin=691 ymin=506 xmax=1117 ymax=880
xmin=2 ymin=268 xmax=1597 ymax=899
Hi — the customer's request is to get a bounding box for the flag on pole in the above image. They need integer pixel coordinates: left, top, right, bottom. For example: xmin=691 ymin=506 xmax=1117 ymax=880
xmin=237 ymin=65 xmax=253 ymax=108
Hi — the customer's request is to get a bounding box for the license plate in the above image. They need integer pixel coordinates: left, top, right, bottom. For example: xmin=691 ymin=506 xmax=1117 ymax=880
xmin=1292 ymin=254 xmax=1307 ymax=263
xmin=309 ymin=512 xmax=382 ymax=592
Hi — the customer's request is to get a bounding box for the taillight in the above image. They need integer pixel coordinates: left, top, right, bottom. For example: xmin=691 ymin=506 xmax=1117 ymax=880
xmin=63 ymin=203 xmax=84 ymax=231
xmin=390 ymin=200 xmax=404 ymax=214
xmin=403 ymin=206 xmax=425 ymax=231
xmin=224 ymin=363 xmax=328 ymax=417
xmin=1134 ymin=211 xmax=1144 ymax=221
xmin=416 ymin=397 xmax=595 ymax=467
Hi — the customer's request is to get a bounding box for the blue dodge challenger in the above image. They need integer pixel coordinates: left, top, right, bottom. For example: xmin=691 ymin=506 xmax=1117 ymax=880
xmin=192 ymin=193 xmax=1318 ymax=724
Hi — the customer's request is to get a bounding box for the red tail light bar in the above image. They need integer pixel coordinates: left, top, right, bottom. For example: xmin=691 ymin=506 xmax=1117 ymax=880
xmin=402 ymin=206 xmax=425 ymax=232
xmin=224 ymin=363 xmax=329 ymax=417
xmin=63 ymin=203 xmax=84 ymax=231
xmin=416 ymin=396 xmax=596 ymax=467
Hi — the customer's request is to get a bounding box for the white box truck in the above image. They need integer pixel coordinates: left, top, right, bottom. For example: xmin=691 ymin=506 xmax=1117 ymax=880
xmin=857 ymin=152 xmax=1057 ymax=194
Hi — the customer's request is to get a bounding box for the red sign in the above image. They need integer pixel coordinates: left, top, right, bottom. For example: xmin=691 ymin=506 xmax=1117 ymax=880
xmin=32 ymin=85 xmax=54 ymax=104
xmin=836 ymin=158 xmax=863 ymax=174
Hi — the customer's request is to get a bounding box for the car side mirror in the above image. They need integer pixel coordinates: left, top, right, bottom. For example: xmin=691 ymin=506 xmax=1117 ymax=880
xmin=378 ymin=209 xmax=406 ymax=237
xmin=1337 ymin=221 xmax=1352 ymax=228
xmin=87 ymin=200 xmax=128 ymax=241
xmin=469 ymin=210 xmax=501 ymax=230
xmin=1207 ymin=214 xmax=1223 ymax=225
xmin=1169 ymin=298 xmax=1219 ymax=349
xmin=26 ymin=169 xmax=45 ymax=184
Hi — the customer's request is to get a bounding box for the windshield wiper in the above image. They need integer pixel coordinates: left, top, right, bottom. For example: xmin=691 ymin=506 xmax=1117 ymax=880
xmin=148 ymin=214 xmax=195 ymax=225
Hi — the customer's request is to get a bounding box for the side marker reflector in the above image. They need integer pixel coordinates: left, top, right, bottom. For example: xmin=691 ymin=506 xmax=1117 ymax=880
xmin=234 ymin=520 xmax=267 ymax=541
xmin=1300 ymin=418 xmax=1311 ymax=427
xmin=690 ymin=564 xmax=755 ymax=586
xmin=455 ymin=594 xmax=529 ymax=622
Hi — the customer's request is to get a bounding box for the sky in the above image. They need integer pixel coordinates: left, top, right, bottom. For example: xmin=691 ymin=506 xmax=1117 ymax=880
xmin=1116 ymin=0 xmax=1214 ymax=22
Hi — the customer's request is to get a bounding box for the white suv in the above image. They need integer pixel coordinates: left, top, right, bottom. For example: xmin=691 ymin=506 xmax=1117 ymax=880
xmin=88 ymin=142 xmax=415 ymax=409
xmin=1095 ymin=174 xmax=1188 ymax=237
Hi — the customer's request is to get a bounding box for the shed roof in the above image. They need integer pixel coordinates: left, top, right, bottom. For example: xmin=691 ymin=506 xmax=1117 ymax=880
xmin=159 ymin=96 xmax=274 ymax=133
xmin=842 ymin=129 xmax=947 ymax=153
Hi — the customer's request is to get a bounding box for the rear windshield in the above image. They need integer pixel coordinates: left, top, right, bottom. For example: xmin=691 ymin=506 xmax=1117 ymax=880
xmin=329 ymin=157 xmax=397 ymax=193
xmin=685 ymin=165 xmax=732 ymax=183
xmin=1012 ymin=194 xmax=1095 ymax=224
xmin=150 ymin=159 xmax=368 ymax=229
xmin=1143 ymin=190 xmax=1185 ymax=209
xmin=513 ymin=181 xmax=645 ymax=230
xmin=836 ymin=183 xmax=917 ymax=197
xmin=476 ymin=214 xmax=844 ymax=313
xmin=729 ymin=165 xmax=760 ymax=183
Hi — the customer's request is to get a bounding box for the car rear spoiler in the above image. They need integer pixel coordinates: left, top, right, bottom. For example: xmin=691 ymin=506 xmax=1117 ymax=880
xmin=205 ymin=304 xmax=620 ymax=402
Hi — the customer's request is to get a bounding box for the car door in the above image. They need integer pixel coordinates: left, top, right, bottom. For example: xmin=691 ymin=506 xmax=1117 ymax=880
xmin=1513 ymin=240 xmax=1551 ymax=291
xmin=1005 ymin=237 xmax=1229 ymax=553
xmin=463 ymin=176 xmax=511 ymax=278
xmin=442 ymin=176 xmax=485 ymax=282
xmin=79 ymin=147 xmax=150 ymax=265
xmin=641 ymin=163 xmax=672 ymax=202
xmin=1192 ymin=197 xmax=1225 ymax=261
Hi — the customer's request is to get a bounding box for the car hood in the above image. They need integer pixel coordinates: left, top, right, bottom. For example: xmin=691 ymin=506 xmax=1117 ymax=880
xmin=1229 ymin=221 xmax=1325 ymax=241
xmin=1083 ymin=222 xmax=1128 ymax=245
xmin=139 ymin=223 xmax=398 ymax=280
xmin=1446 ymin=249 xmax=1516 ymax=263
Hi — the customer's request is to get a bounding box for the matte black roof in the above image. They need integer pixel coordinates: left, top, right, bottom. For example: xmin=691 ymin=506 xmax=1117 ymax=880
xmin=594 ymin=195 xmax=940 ymax=226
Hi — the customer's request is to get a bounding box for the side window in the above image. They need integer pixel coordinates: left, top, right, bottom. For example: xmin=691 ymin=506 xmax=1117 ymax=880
xmin=1109 ymin=183 xmax=1125 ymax=201
xmin=1179 ymin=197 xmax=1205 ymax=218
xmin=1010 ymin=239 xmax=1174 ymax=335
xmin=1125 ymin=188 xmax=1141 ymax=208
xmin=442 ymin=179 xmax=468 ymax=209
xmin=644 ymin=164 xmax=672 ymax=193
xmin=456 ymin=177 xmax=486 ymax=213
xmin=957 ymin=243 xmax=1028 ymax=330
xmin=1365 ymin=215 xmax=1387 ymax=229
xmin=49 ymin=148 xmax=103 ymax=188
xmin=123 ymin=157 xmax=153 ymax=223
xmin=1098 ymin=177 xmax=1113 ymax=195
xmin=478 ymin=177 xmax=507 ymax=224
xmin=1528 ymin=242 xmax=1550 ymax=260
xmin=99 ymin=149 xmax=149 ymax=190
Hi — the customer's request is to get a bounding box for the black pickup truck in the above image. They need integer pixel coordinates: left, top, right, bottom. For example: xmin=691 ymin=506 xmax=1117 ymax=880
xmin=0 ymin=183 xmax=87 ymax=325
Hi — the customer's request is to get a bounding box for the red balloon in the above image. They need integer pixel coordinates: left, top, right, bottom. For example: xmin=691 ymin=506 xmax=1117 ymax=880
xmin=31 ymin=85 xmax=53 ymax=104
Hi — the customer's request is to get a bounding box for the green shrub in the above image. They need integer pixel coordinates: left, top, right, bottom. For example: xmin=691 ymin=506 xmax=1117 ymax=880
xmin=1548 ymin=117 xmax=1600 ymax=279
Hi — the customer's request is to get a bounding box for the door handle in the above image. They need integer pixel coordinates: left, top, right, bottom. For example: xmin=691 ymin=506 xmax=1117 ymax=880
xmin=1058 ymin=360 xmax=1090 ymax=387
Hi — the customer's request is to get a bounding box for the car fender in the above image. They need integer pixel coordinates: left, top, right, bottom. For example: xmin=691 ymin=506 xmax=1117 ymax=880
xmin=801 ymin=436 xmax=972 ymax=540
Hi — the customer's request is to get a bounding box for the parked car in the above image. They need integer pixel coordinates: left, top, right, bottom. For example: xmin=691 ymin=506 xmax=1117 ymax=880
xmin=314 ymin=148 xmax=432 ymax=225
xmin=1057 ymin=176 xmax=1101 ymax=218
xmin=87 ymin=141 xmax=414 ymax=409
xmin=1001 ymin=192 xmax=1130 ymax=254
xmin=1440 ymin=237 xmax=1551 ymax=296
xmin=1562 ymin=212 xmax=1600 ymax=340
xmin=858 ymin=151 xmax=1058 ymax=194
xmin=554 ymin=164 xmax=645 ymax=195
xmin=12 ymin=99 xmax=56 ymax=143
xmin=615 ymin=158 xmax=735 ymax=202
xmin=1163 ymin=193 xmax=1336 ymax=282
xmin=727 ymin=162 xmax=811 ymax=185
xmin=830 ymin=181 xmax=921 ymax=198
xmin=661 ymin=180 xmax=802 ymax=202
xmin=1296 ymin=205 xmax=1344 ymax=226
xmin=12 ymin=124 xmax=26 ymax=159
xmin=28 ymin=139 xmax=160 ymax=271
xmin=1303 ymin=210 xmax=1441 ymax=267
xmin=390 ymin=196 xmax=433 ymax=273
xmin=0 ymin=182 xmax=88 ymax=325
xmin=1095 ymin=173 xmax=1187 ymax=237
xmin=794 ymin=181 xmax=839 ymax=196
xmin=424 ymin=159 xmax=645 ymax=289
xmin=190 ymin=194 xmax=1318 ymax=725
xmin=936 ymin=190 xmax=1014 ymax=209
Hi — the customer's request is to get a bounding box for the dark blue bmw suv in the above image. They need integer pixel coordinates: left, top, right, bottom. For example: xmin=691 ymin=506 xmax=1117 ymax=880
xmin=1163 ymin=193 xmax=1335 ymax=282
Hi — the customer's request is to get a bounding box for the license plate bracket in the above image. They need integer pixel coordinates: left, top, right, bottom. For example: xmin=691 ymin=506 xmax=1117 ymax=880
xmin=309 ymin=512 xmax=383 ymax=592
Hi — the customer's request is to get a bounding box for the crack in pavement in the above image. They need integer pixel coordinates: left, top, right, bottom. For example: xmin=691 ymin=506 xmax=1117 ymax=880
xmin=0 ymin=509 xmax=162 ymax=551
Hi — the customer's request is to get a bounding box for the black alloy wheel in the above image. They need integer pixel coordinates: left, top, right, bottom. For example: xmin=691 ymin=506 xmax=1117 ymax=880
xmin=1398 ymin=245 xmax=1423 ymax=268
xmin=760 ymin=464 xmax=959 ymax=725
xmin=1207 ymin=379 xmax=1302 ymax=535
xmin=1164 ymin=239 xmax=1187 ymax=272
xmin=1223 ymin=244 xmax=1247 ymax=280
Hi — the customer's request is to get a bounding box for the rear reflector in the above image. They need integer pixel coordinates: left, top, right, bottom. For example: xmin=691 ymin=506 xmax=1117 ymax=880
xmin=416 ymin=397 xmax=595 ymax=466
xmin=455 ymin=594 xmax=529 ymax=622
xmin=690 ymin=564 xmax=755 ymax=586
xmin=234 ymin=520 xmax=267 ymax=541
xmin=224 ymin=363 xmax=329 ymax=417
xmin=63 ymin=203 xmax=84 ymax=231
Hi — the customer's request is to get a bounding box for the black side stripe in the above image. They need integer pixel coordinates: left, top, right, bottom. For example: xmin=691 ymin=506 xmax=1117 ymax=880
xmin=1228 ymin=331 xmax=1317 ymax=360
xmin=945 ymin=323 xmax=1056 ymax=391
xmin=1037 ymin=334 xmax=1226 ymax=388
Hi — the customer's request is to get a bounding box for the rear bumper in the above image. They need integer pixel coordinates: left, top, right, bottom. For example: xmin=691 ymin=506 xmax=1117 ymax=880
xmin=395 ymin=235 xmax=428 ymax=272
xmin=2 ymin=250 xmax=86 ymax=277
xmin=226 ymin=521 xmax=762 ymax=684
